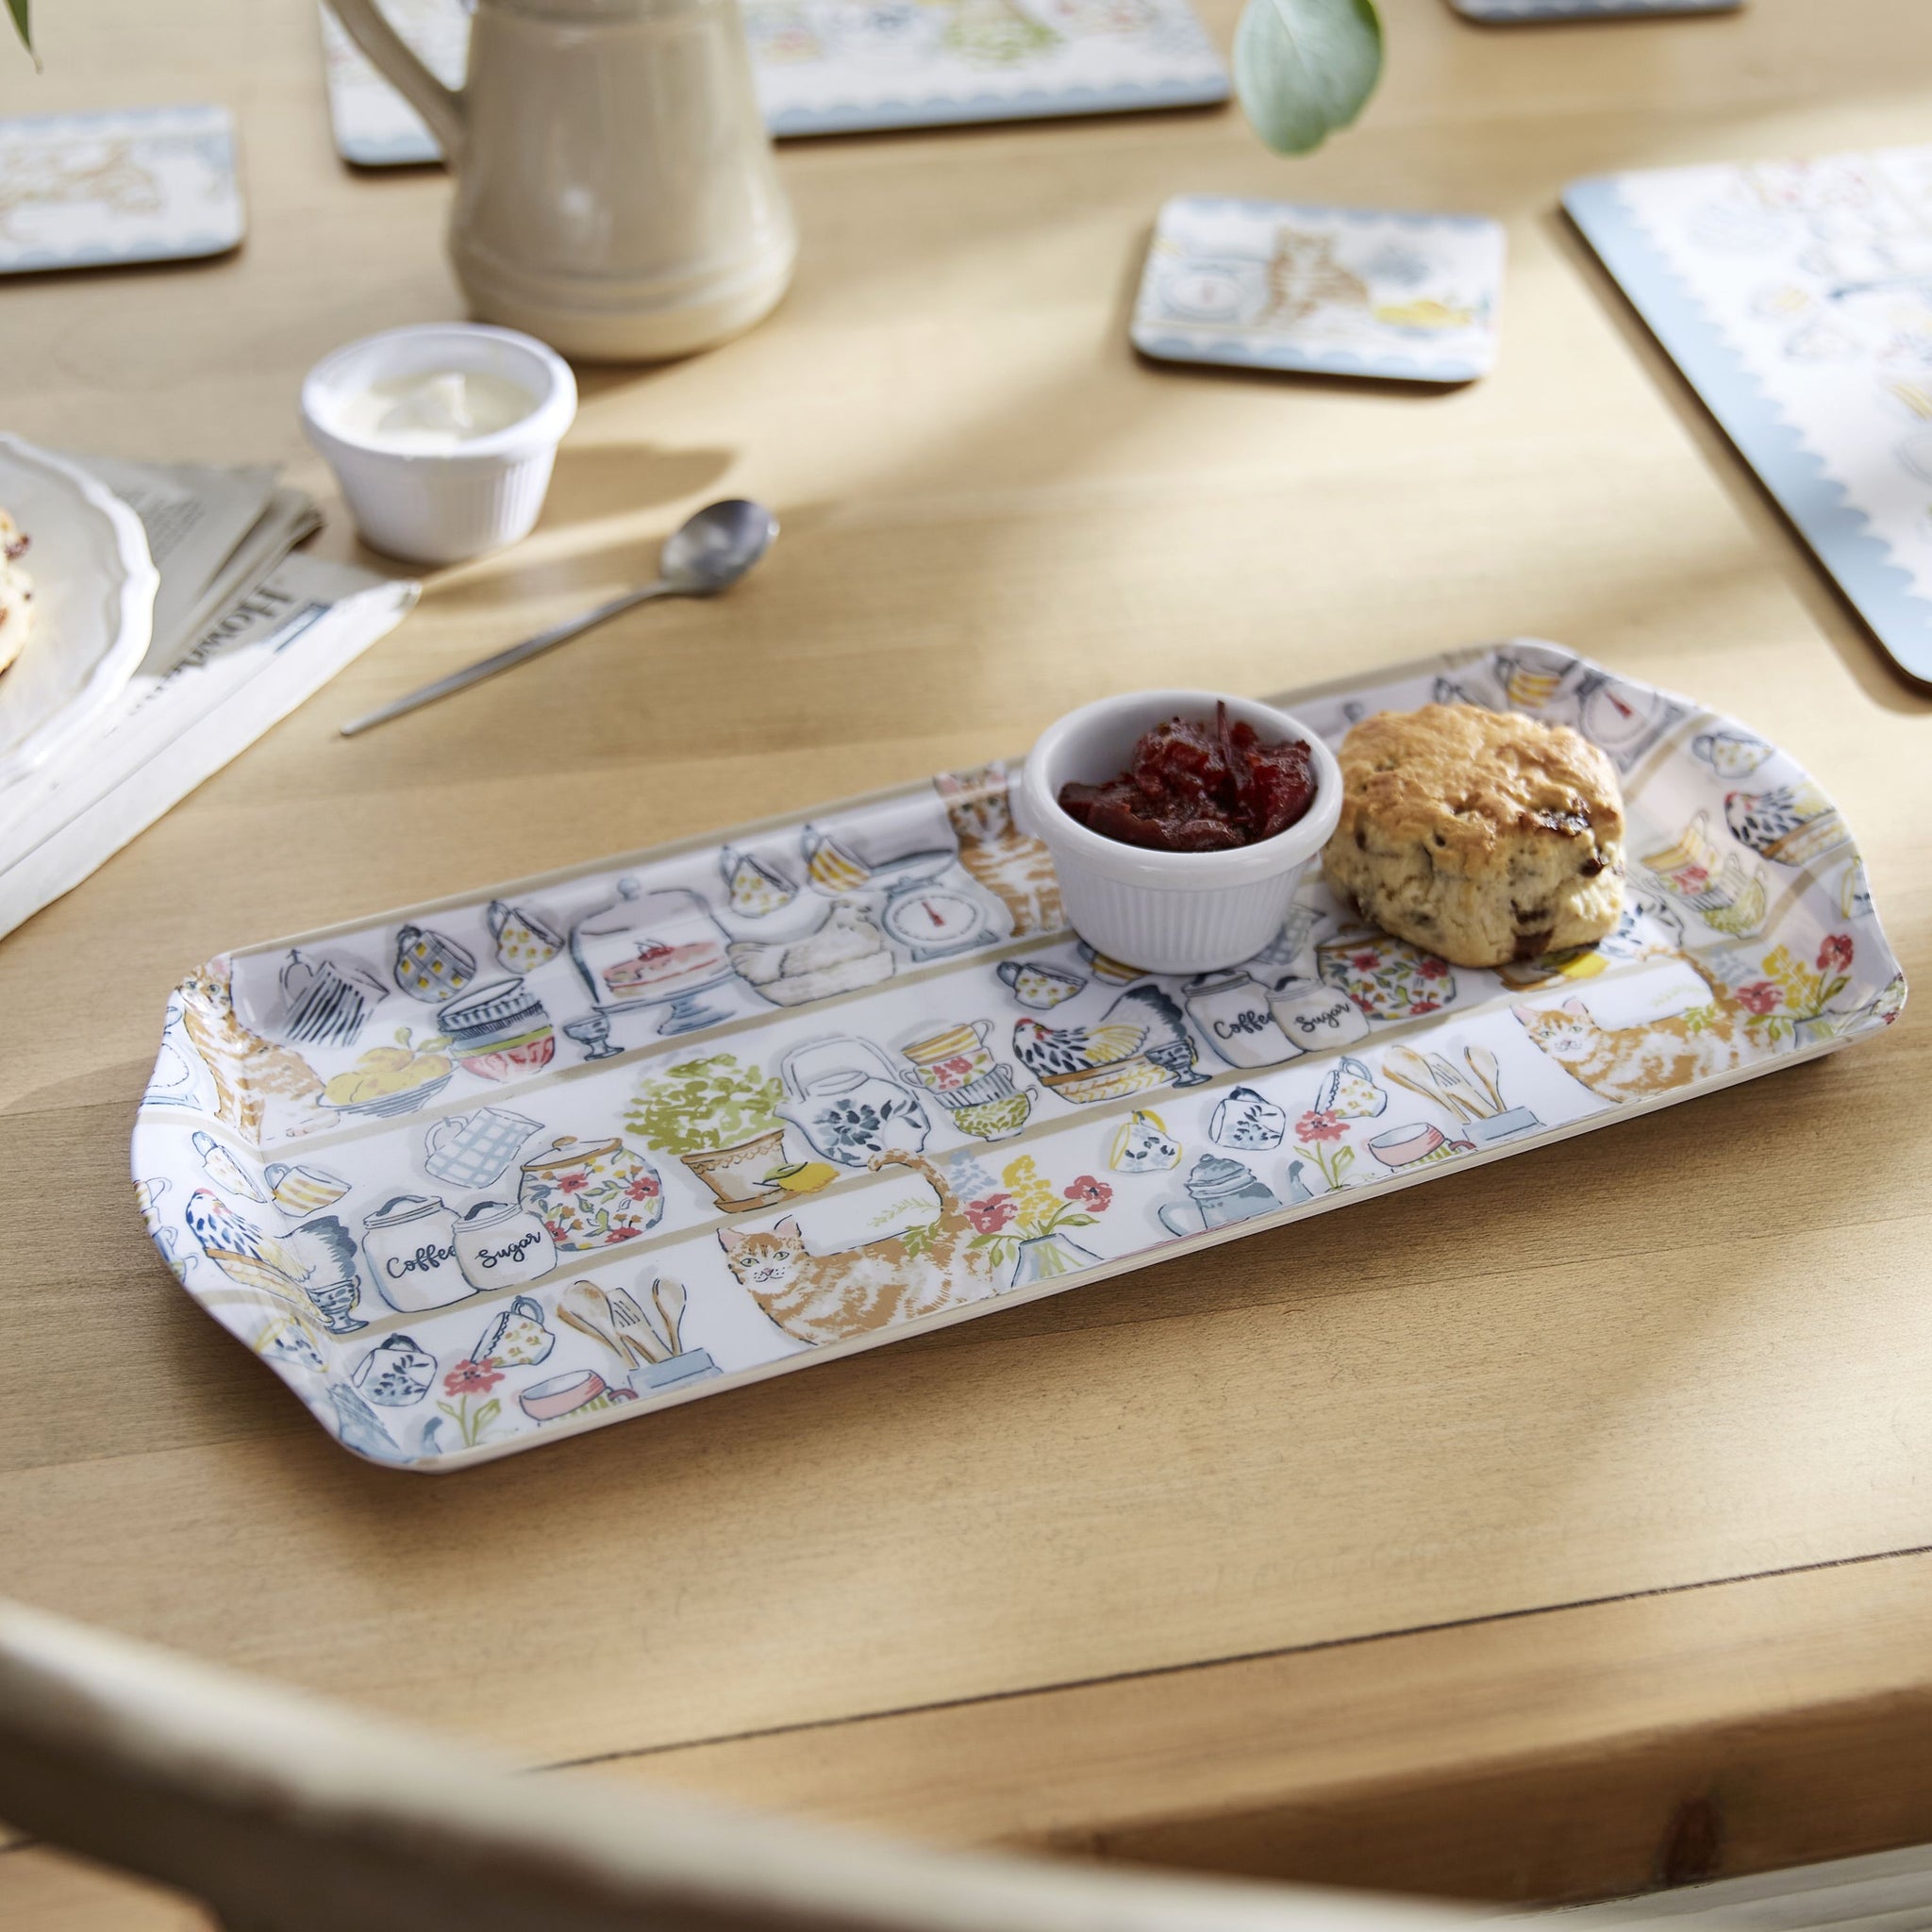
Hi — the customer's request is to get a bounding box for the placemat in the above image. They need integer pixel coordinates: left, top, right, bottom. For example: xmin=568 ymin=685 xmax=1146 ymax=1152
xmin=1569 ymin=149 xmax=1932 ymax=685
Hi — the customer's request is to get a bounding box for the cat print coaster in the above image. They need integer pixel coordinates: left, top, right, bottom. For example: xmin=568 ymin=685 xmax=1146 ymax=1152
xmin=0 ymin=104 xmax=245 ymax=275
xmin=1450 ymin=0 xmax=1739 ymax=19
xmin=1131 ymin=196 xmax=1506 ymax=384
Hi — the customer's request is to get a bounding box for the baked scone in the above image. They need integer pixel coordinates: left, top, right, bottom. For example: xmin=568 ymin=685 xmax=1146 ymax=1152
xmin=0 ymin=510 xmax=32 ymax=677
xmin=1322 ymin=703 xmax=1625 ymax=968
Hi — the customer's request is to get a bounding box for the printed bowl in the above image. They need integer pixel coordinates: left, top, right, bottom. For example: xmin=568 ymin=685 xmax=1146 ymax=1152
xmin=1036 ymin=1056 xmax=1170 ymax=1106
xmin=519 ymin=1369 xmax=609 ymax=1422
xmin=437 ymin=976 xmax=557 ymax=1082
xmin=300 ymin=323 xmax=576 ymax=566
xmin=1019 ymin=689 xmax=1343 ymax=975
xmin=324 ymin=1071 xmax=454 ymax=1121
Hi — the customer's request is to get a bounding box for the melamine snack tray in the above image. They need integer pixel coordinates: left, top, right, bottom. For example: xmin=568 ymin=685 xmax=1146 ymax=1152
xmin=132 ymin=642 xmax=1904 ymax=1470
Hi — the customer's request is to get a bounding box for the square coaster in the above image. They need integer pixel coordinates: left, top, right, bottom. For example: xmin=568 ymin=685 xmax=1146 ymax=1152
xmin=0 ymin=104 xmax=244 ymax=275
xmin=1131 ymin=195 xmax=1505 ymax=384
xmin=1450 ymin=0 xmax=1740 ymax=19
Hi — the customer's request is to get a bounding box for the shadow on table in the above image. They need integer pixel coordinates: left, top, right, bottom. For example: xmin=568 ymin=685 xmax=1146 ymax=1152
xmin=538 ymin=441 xmax=737 ymax=529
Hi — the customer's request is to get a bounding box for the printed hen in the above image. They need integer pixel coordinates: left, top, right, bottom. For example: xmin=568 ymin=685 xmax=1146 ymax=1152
xmin=1013 ymin=984 xmax=1197 ymax=1080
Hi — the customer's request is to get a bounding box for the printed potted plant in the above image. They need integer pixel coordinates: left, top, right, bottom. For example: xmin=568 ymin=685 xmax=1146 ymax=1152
xmin=625 ymin=1052 xmax=791 ymax=1210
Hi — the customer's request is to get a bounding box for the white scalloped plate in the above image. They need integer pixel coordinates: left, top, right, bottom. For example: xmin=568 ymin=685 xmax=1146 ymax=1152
xmin=0 ymin=434 xmax=158 ymax=793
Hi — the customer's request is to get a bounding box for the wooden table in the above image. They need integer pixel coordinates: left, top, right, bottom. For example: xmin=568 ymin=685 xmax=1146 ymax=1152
xmin=5 ymin=0 xmax=1932 ymax=1923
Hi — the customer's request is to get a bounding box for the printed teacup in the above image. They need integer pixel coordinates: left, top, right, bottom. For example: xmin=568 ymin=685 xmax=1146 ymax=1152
xmin=997 ymin=959 xmax=1084 ymax=1009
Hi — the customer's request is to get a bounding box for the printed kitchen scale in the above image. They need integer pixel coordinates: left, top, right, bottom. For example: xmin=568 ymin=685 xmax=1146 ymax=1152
xmin=132 ymin=642 xmax=1903 ymax=1470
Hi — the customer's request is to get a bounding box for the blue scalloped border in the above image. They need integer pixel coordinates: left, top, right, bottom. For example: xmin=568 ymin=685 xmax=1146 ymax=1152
xmin=338 ymin=127 xmax=443 ymax=166
xmin=334 ymin=72 xmax=1230 ymax=155
xmin=1566 ymin=173 xmax=1932 ymax=688
xmin=1453 ymin=0 xmax=1738 ymax=17
xmin=1133 ymin=333 xmax=1486 ymax=383
xmin=765 ymin=70 xmax=1228 ymax=137
xmin=1148 ymin=195 xmax=1497 ymax=232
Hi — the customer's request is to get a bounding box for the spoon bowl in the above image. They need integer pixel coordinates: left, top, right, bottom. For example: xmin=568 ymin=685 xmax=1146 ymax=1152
xmin=661 ymin=498 xmax=778 ymax=595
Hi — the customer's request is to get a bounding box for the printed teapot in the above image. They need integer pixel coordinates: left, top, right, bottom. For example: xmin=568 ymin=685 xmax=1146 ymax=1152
xmin=326 ymin=0 xmax=796 ymax=359
xmin=776 ymin=1037 xmax=931 ymax=1169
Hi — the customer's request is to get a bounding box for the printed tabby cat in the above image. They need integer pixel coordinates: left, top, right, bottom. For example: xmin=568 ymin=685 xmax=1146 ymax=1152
xmin=1261 ymin=226 xmax=1370 ymax=327
xmin=177 ymin=963 xmax=326 ymax=1138
xmin=718 ymin=1151 xmax=998 ymax=1344
xmin=934 ymin=762 xmax=1062 ymax=940
xmin=1513 ymin=963 xmax=1754 ymax=1105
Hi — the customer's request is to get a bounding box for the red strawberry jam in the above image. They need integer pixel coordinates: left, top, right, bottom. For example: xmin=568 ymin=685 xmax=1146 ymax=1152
xmin=1057 ymin=703 xmax=1316 ymax=853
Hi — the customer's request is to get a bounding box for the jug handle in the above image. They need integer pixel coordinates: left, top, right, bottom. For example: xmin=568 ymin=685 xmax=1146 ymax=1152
xmin=328 ymin=0 xmax=467 ymax=163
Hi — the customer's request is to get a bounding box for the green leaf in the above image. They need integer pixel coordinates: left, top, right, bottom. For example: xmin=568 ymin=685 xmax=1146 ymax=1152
xmin=1232 ymin=0 xmax=1381 ymax=157
xmin=6 ymin=0 xmax=33 ymax=59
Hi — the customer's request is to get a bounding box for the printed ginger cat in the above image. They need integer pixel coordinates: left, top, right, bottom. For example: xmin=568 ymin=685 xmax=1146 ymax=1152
xmin=934 ymin=762 xmax=1062 ymax=940
xmin=1261 ymin=226 xmax=1370 ymax=327
xmin=718 ymin=1152 xmax=997 ymax=1345
xmin=177 ymin=962 xmax=326 ymax=1138
xmin=1513 ymin=966 xmax=1755 ymax=1105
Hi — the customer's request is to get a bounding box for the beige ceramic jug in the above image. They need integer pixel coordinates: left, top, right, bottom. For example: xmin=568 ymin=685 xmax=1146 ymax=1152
xmin=328 ymin=0 xmax=797 ymax=360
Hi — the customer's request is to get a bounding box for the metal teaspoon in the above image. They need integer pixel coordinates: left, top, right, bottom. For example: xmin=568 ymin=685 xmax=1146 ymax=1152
xmin=340 ymin=497 xmax=778 ymax=737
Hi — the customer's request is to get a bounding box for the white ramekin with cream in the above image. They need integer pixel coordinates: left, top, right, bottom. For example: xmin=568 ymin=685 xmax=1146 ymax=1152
xmin=301 ymin=324 xmax=576 ymax=565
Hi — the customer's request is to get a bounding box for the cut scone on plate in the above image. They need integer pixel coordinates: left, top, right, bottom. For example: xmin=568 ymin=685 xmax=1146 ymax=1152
xmin=0 ymin=509 xmax=32 ymax=677
xmin=1323 ymin=703 xmax=1625 ymax=970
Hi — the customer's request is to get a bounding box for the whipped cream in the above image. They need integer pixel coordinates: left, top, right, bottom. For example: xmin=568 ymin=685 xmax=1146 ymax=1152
xmin=331 ymin=368 xmax=539 ymax=452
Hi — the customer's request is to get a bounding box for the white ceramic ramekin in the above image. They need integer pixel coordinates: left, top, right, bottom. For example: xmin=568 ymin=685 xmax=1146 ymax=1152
xmin=300 ymin=324 xmax=577 ymax=566
xmin=1019 ymin=689 xmax=1344 ymax=975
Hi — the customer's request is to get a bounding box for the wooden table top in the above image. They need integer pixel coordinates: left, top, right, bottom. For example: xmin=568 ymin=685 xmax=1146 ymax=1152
xmin=5 ymin=0 xmax=1932 ymax=1924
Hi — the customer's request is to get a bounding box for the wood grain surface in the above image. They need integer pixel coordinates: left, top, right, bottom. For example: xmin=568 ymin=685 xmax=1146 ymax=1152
xmin=4 ymin=0 xmax=1931 ymax=1924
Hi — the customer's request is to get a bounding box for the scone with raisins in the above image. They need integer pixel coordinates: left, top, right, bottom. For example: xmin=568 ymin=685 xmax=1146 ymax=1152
xmin=1322 ymin=703 xmax=1625 ymax=969
xmin=0 ymin=509 xmax=32 ymax=677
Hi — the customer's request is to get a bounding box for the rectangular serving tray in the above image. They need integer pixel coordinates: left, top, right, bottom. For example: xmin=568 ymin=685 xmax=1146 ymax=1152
xmin=131 ymin=643 xmax=1905 ymax=1471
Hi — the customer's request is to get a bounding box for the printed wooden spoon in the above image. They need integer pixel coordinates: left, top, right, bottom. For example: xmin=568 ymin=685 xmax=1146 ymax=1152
xmin=556 ymin=1282 xmax=629 ymax=1370
xmin=604 ymin=1286 xmax=671 ymax=1367
xmin=652 ymin=1275 xmax=688 ymax=1357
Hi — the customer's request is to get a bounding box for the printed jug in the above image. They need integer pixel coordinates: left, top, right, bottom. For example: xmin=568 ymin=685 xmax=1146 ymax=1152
xmin=1157 ymin=1155 xmax=1281 ymax=1237
xmin=327 ymin=0 xmax=797 ymax=360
